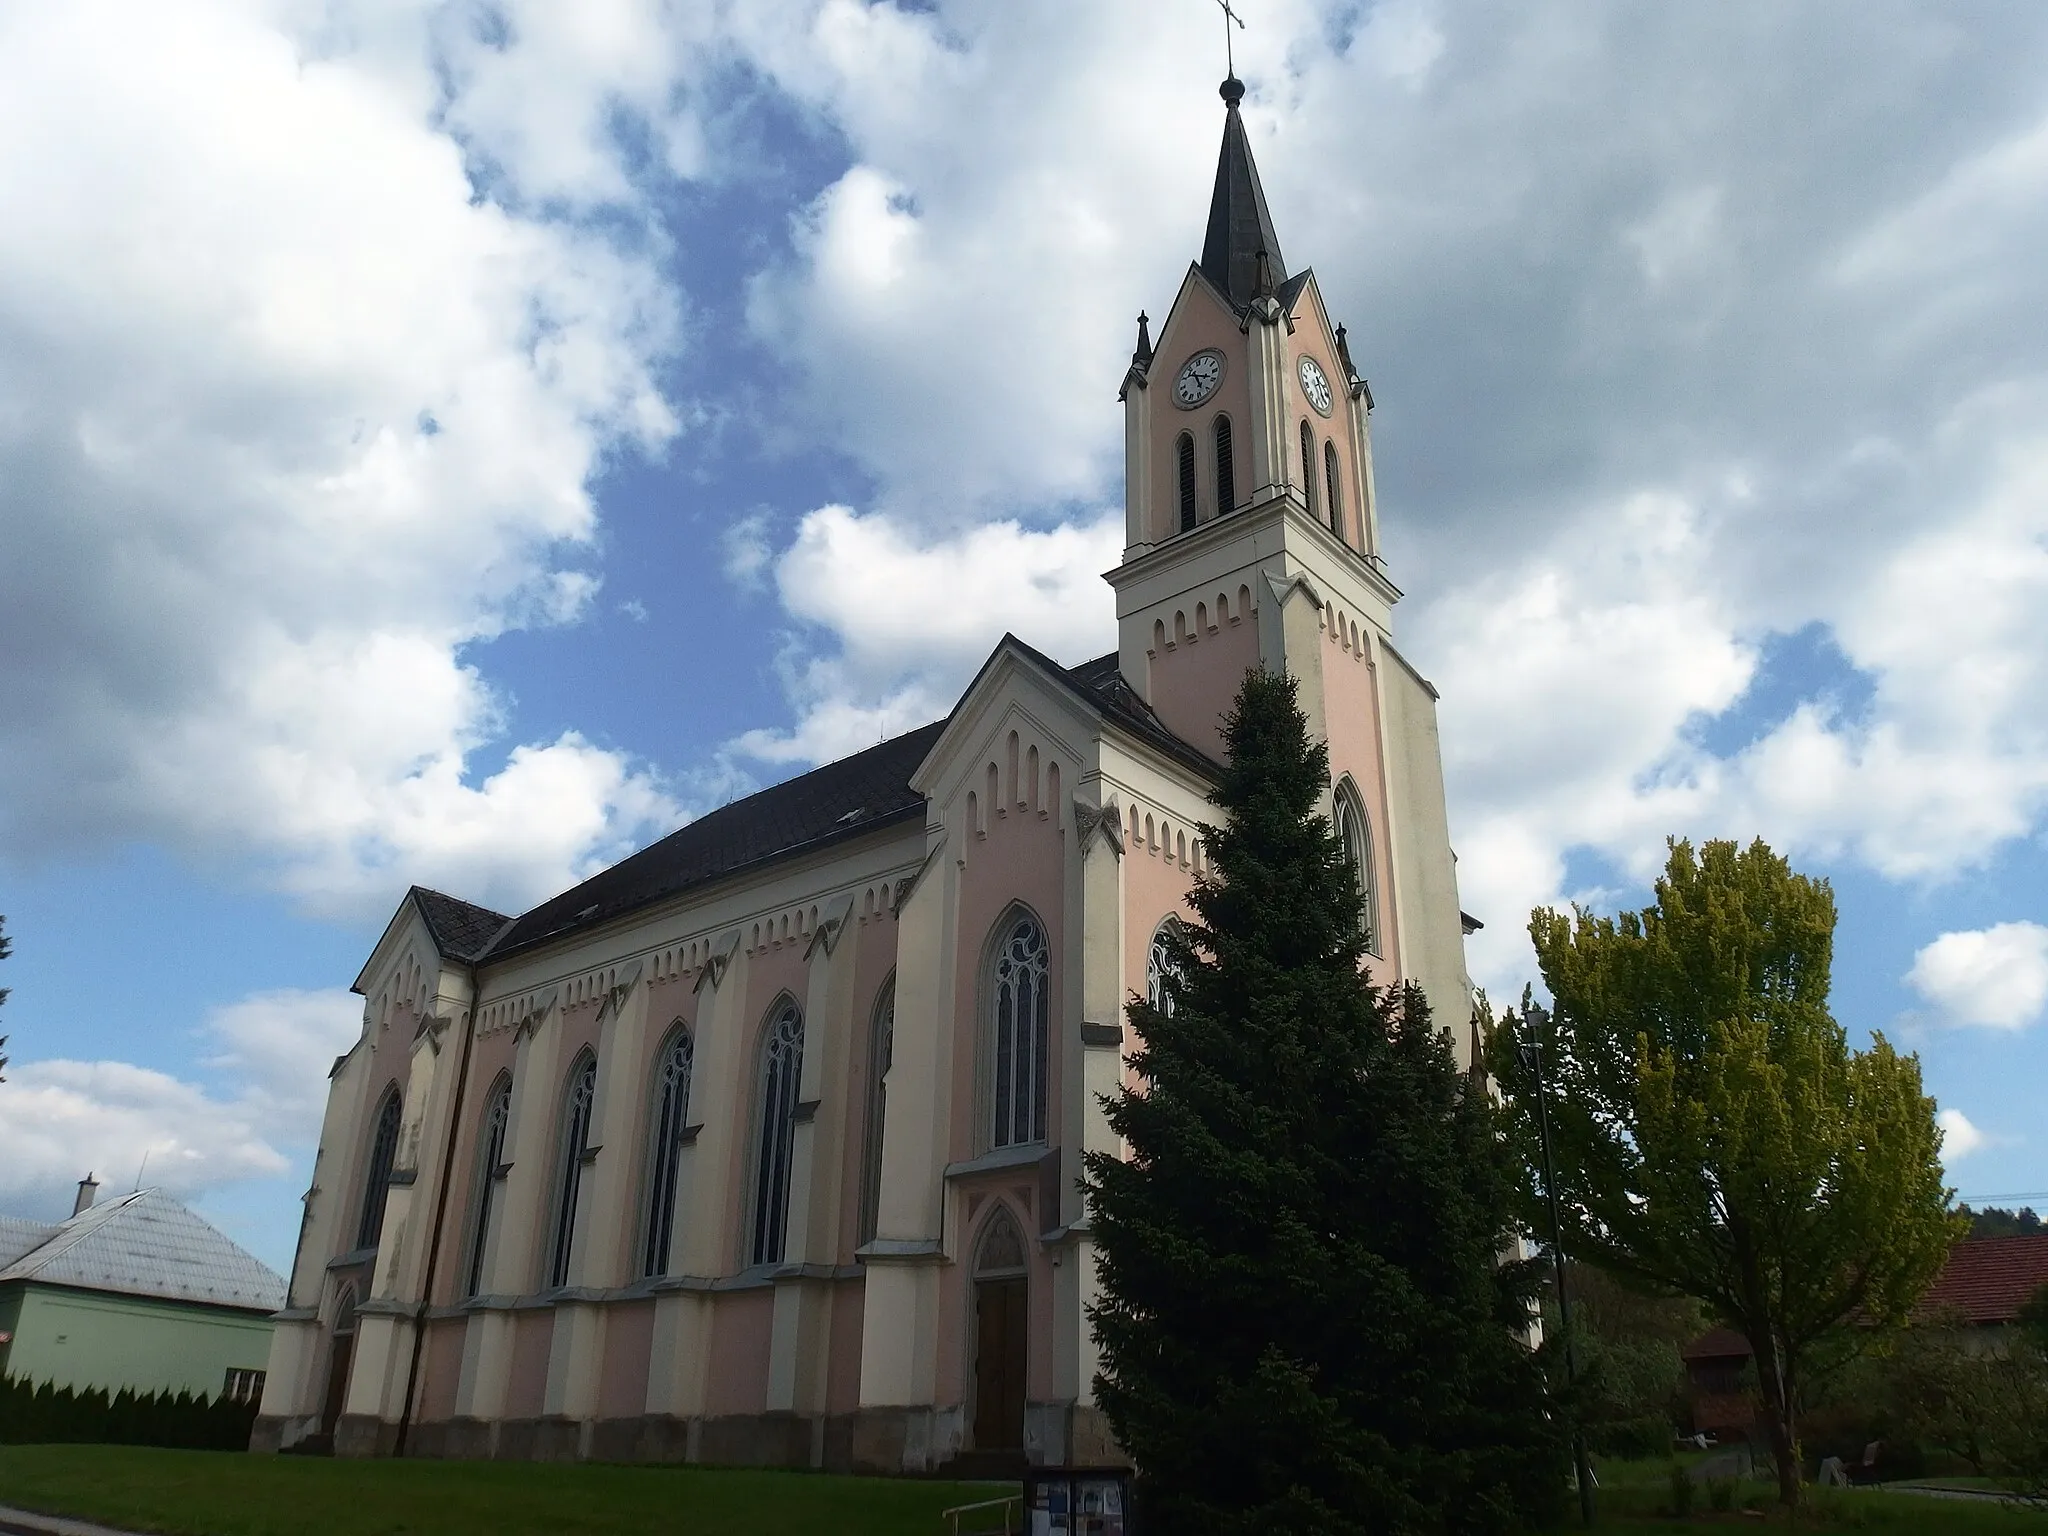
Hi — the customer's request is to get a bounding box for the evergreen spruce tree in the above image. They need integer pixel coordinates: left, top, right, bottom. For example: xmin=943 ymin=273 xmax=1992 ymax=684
xmin=1083 ymin=669 xmax=1564 ymax=1535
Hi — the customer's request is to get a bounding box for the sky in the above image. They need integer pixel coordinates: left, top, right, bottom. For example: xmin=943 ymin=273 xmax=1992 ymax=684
xmin=2 ymin=0 xmax=2046 ymax=1274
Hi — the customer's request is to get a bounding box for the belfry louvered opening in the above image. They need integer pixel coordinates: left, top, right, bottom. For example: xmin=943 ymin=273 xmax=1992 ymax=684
xmin=1213 ymin=415 xmax=1235 ymax=515
xmin=1176 ymin=432 xmax=1197 ymax=532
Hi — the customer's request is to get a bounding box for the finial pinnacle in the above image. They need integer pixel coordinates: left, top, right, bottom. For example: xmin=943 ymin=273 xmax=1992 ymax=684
xmin=1220 ymin=76 xmax=1245 ymax=108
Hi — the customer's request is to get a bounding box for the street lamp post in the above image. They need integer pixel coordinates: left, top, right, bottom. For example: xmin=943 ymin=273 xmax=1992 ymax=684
xmin=1521 ymin=1002 xmax=1596 ymax=1528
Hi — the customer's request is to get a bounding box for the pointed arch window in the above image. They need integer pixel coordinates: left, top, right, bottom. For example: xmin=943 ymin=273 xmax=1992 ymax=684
xmin=1324 ymin=439 xmax=1343 ymax=538
xmin=1334 ymin=781 xmax=1382 ymax=957
xmin=749 ymin=999 xmax=805 ymax=1268
xmin=1147 ymin=917 xmax=1186 ymax=1018
xmin=1176 ymin=432 xmax=1197 ymax=532
xmin=989 ymin=911 xmax=1050 ymax=1148
xmin=641 ymin=1026 xmax=694 ymax=1278
xmin=1213 ymin=415 xmax=1235 ymax=515
xmin=547 ymin=1052 xmax=597 ymax=1290
xmin=463 ymin=1075 xmax=512 ymax=1297
xmin=355 ymin=1086 xmax=402 ymax=1252
xmin=858 ymin=979 xmax=895 ymax=1247
xmin=1300 ymin=421 xmax=1318 ymax=521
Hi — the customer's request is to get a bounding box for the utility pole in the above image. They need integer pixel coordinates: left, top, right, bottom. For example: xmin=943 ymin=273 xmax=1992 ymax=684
xmin=1521 ymin=1002 xmax=1596 ymax=1527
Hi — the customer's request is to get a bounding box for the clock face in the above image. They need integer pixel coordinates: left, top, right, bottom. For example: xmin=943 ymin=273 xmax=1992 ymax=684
xmin=1173 ymin=349 xmax=1225 ymax=409
xmin=1298 ymin=355 xmax=1334 ymax=416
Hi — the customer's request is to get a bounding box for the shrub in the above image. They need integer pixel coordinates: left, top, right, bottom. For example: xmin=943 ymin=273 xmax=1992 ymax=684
xmin=0 ymin=1374 xmax=256 ymax=1450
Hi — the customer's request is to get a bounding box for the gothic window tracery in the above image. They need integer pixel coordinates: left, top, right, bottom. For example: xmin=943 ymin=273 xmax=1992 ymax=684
xmin=547 ymin=1052 xmax=597 ymax=1289
xmin=1176 ymin=432 xmax=1197 ymax=532
xmin=1213 ymin=415 xmax=1235 ymax=514
xmin=641 ymin=1026 xmax=694 ymax=1277
xmin=1334 ymin=780 xmax=1382 ymax=957
xmin=858 ymin=979 xmax=895 ymax=1247
xmin=1300 ymin=420 xmax=1318 ymax=521
xmin=1325 ymin=439 xmax=1342 ymax=538
xmin=749 ymin=999 xmax=805 ymax=1267
xmin=1147 ymin=917 xmax=1186 ymax=1018
xmin=463 ymin=1074 xmax=511 ymax=1297
xmin=356 ymin=1086 xmax=402 ymax=1252
xmin=989 ymin=911 xmax=1050 ymax=1148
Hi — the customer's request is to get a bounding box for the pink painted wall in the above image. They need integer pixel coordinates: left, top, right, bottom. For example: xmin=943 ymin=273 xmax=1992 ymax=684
xmin=1320 ymin=636 xmax=1402 ymax=989
xmin=826 ymin=1279 xmax=868 ymax=1414
xmin=1143 ymin=584 xmax=1261 ymax=759
xmin=1287 ymin=283 xmax=1365 ymax=553
xmin=505 ymin=1309 xmax=553 ymax=1419
xmin=704 ymin=1289 xmax=774 ymax=1416
xmin=834 ymin=895 xmax=903 ymax=1265
xmin=417 ymin=1317 xmax=465 ymax=1422
xmin=1149 ymin=279 xmax=1255 ymax=540
xmin=597 ymin=1302 xmax=655 ymax=1420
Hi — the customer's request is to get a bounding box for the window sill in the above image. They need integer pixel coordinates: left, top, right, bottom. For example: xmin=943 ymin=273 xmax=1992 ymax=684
xmin=944 ymin=1142 xmax=1054 ymax=1181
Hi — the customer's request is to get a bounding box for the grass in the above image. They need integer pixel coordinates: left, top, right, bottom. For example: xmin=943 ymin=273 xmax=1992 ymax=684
xmin=0 ymin=1446 xmax=1016 ymax=1536
xmin=1 ymin=1444 xmax=2043 ymax=1535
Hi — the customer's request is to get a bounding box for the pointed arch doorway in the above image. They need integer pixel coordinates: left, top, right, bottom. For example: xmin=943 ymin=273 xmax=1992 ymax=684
xmin=970 ymin=1207 xmax=1028 ymax=1452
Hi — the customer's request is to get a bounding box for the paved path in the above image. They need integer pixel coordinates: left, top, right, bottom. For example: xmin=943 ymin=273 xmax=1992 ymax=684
xmin=0 ymin=1505 xmax=152 ymax=1536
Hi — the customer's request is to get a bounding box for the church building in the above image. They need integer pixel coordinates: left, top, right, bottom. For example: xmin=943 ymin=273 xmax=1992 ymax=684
xmin=253 ymin=76 xmax=1478 ymax=1474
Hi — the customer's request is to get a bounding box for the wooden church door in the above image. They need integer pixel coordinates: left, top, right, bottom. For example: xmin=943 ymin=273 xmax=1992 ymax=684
xmin=319 ymin=1287 xmax=359 ymax=1438
xmin=971 ymin=1208 xmax=1028 ymax=1451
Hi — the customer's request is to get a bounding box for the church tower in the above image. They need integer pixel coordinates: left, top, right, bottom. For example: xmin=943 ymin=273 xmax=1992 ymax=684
xmin=1111 ymin=76 xmax=1474 ymax=1049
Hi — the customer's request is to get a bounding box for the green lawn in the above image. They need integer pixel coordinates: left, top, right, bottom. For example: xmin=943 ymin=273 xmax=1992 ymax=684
xmin=1 ymin=1445 xmax=2042 ymax=1535
xmin=0 ymin=1446 xmax=1016 ymax=1536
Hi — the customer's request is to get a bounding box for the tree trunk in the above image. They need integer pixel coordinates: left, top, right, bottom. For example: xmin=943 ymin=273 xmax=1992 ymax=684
xmin=1747 ymin=1324 xmax=1801 ymax=1505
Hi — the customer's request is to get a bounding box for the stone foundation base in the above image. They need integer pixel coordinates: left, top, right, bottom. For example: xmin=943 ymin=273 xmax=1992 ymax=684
xmin=299 ymin=1401 xmax=1123 ymax=1474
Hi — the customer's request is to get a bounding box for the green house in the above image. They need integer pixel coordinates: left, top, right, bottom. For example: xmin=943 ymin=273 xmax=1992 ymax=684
xmin=0 ymin=1186 xmax=284 ymax=1403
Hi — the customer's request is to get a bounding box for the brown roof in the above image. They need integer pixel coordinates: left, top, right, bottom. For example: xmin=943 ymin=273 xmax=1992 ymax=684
xmin=1681 ymin=1326 xmax=1751 ymax=1363
xmin=1916 ymin=1235 xmax=2048 ymax=1326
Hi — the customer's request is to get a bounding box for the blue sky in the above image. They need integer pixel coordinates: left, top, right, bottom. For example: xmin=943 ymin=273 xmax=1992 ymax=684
xmin=2 ymin=0 xmax=2046 ymax=1273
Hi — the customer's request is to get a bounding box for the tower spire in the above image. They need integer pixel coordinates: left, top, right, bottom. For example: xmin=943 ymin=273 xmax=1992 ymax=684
xmin=1199 ymin=76 xmax=1286 ymax=312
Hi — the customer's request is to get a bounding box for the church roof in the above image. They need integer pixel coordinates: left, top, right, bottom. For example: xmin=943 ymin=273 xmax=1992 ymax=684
xmin=477 ymin=654 xmax=1214 ymax=964
xmin=0 ymin=1189 xmax=286 ymax=1314
xmin=1200 ymin=76 xmax=1288 ymax=312
xmin=483 ymin=721 xmax=949 ymax=961
xmin=410 ymin=887 xmax=512 ymax=962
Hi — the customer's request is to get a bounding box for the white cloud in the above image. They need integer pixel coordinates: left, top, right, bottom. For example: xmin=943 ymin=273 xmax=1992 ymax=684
xmin=1939 ymin=1107 xmax=1988 ymax=1162
xmin=0 ymin=1 xmax=686 ymax=918
xmin=1907 ymin=923 xmax=2048 ymax=1030
xmin=734 ymin=504 xmax=1121 ymax=765
xmin=0 ymin=988 xmax=361 ymax=1221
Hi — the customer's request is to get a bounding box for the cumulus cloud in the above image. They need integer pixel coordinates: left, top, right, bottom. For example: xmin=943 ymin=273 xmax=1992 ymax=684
xmin=713 ymin=1 xmax=2048 ymax=1000
xmin=1939 ymin=1107 xmax=1989 ymax=1162
xmin=734 ymin=505 xmax=1122 ymax=764
xmin=0 ymin=1 xmax=687 ymax=919
xmin=1908 ymin=923 xmax=2048 ymax=1030
xmin=0 ymin=988 xmax=360 ymax=1221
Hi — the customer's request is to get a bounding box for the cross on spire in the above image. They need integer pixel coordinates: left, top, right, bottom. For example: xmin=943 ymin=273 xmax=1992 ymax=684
xmin=1213 ymin=0 xmax=1245 ymax=80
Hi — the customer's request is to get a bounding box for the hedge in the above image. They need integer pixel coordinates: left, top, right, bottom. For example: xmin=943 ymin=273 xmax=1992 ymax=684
xmin=0 ymin=1375 xmax=257 ymax=1450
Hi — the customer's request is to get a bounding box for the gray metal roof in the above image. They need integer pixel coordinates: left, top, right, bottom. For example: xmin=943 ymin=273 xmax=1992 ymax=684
xmin=0 ymin=1189 xmax=286 ymax=1313
xmin=0 ymin=1216 xmax=57 ymax=1270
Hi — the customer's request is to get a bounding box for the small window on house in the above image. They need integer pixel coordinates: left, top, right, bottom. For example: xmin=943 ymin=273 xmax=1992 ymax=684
xmin=1213 ymin=415 xmax=1235 ymax=515
xmin=1324 ymin=439 xmax=1343 ymax=538
xmin=223 ymin=1367 xmax=266 ymax=1405
xmin=355 ymin=1087 xmax=402 ymax=1252
xmin=749 ymin=998 xmax=806 ymax=1267
xmin=463 ymin=1075 xmax=512 ymax=1298
xmin=642 ymin=1027 xmax=695 ymax=1277
xmin=546 ymin=1052 xmax=597 ymax=1289
xmin=1300 ymin=421 xmax=1318 ymax=521
xmin=1176 ymin=432 xmax=1197 ymax=532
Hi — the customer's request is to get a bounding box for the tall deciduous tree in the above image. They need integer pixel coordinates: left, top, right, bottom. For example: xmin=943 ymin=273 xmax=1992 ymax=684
xmin=1491 ymin=839 xmax=1961 ymax=1505
xmin=1085 ymin=669 xmax=1563 ymax=1534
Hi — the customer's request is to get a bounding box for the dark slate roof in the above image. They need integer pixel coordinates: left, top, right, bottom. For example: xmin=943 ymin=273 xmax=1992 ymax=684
xmin=483 ymin=722 xmax=948 ymax=961
xmin=472 ymin=650 xmax=1217 ymax=965
xmin=410 ymin=887 xmax=512 ymax=962
xmin=1200 ymin=76 xmax=1288 ymax=312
